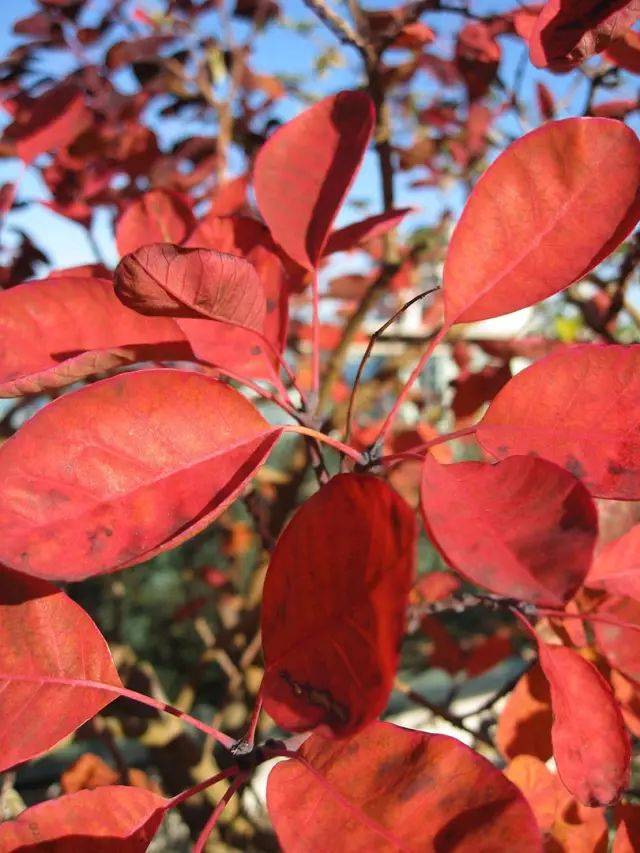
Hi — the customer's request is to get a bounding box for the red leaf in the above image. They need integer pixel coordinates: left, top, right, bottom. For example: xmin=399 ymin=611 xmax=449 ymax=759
xmin=529 ymin=0 xmax=640 ymax=70
xmin=114 ymin=243 xmax=265 ymax=332
xmin=0 ymin=276 xmax=190 ymax=397
xmin=267 ymin=721 xmax=542 ymax=851
xmin=478 ymin=344 xmax=640 ymax=499
xmin=537 ymin=642 xmax=630 ymax=806
xmin=497 ymin=664 xmax=554 ymax=762
xmin=420 ymin=455 xmax=597 ymax=606
xmin=0 ymin=786 xmax=166 ymax=851
xmin=254 ymin=90 xmax=375 ymax=270
xmin=0 ymin=567 xmax=122 ymax=771
xmin=443 ymin=119 xmax=640 ymax=324
xmin=607 ymin=28 xmax=640 ymax=71
xmin=209 ymin=173 xmax=249 ymax=216
xmin=594 ymin=596 xmax=640 ymax=681
xmin=323 ymin=208 xmax=411 ymax=256
xmin=588 ymin=524 xmax=640 ymax=601
xmin=0 ymin=370 xmax=281 ymax=580
xmin=261 ymin=474 xmax=415 ymax=737
xmin=115 ymin=189 xmax=196 ymax=257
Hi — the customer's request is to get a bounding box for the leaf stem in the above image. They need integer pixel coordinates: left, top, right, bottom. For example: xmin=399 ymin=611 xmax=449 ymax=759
xmin=536 ymin=608 xmax=640 ymax=635
xmin=193 ymin=773 xmax=247 ymax=853
xmin=283 ymin=424 xmax=366 ymax=464
xmin=168 ymin=767 xmax=238 ymax=809
xmin=377 ymin=425 xmax=477 ymax=466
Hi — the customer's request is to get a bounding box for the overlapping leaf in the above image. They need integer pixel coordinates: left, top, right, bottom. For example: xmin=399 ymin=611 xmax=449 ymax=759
xmin=0 ymin=567 xmax=122 ymax=771
xmin=254 ymin=90 xmax=375 ymax=270
xmin=0 ymin=786 xmax=167 ymax=851
xmin=594 ymin=596 xmax=640 ymax=681
xmin=443 ymin=119 xmax=640 ymax=324
xmin=420 ymin=455 xmax=597 ymax=606
xmin=588 ymin=524 xmax=640 ymax=601
xmin=0 ymin=275 xmax=190 ymax=397
xmin=115 ymin=189 xmax=196 ymax=257
xmin=496 ymin=664 xmax=553 ymax=762
xmin=323 ymin=208 xmax=411 ymax=255
xmin=267 ymin=721 xmax=542 ymax=852
xmin=261 ymin=474 xmax=415 ymax=737
xmin=478 ymin=345 xmax=640 ymax=499
xmin=0 ymin=370 xmax=281 ymax=580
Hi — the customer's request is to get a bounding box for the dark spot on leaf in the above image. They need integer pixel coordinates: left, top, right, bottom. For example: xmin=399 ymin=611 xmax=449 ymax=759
xmin=266 ymin=298 xmax=277 ymax=313
xmin=607 ymin=460 xmax=627 ymax=476
xmin=279 ymin=670 xmax=349 ymax=725
xmin=250 ymin=345 xmax=262 ymax=356
xmin=565 ymin=455 xmax=585 ymax=479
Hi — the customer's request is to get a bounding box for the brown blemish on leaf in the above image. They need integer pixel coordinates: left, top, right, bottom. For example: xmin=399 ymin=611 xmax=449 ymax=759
xmin=279 ymin=670 xmax=349 ymax=725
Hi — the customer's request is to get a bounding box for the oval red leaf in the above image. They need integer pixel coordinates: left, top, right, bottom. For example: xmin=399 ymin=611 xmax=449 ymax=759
xmin=420 ymin=455 xmax=597 ymax=606
xmin=0 ymin=786 xmax=167 ymax=852
xmin=253 ymin=90 xmax=375 ymax=270
xmin=0 ymin=276 xmax=190 ymax=397
xmin=443 ymin=119 xmax=640 ymax=324
xmin=478 ymin=344 xmax=640 ymax=499
xmin=261 ymin=474 xmax=415 ymax=737
xmin=267 ymin=721 xmax=542 ymax=852
xmin=115 ymin=189 xmax=196 ymax=257
xmin=538 ymin=642 xmax=630 ymax=806
xmin=0 ymin=567 xmax=122 ymax=772
xmin=114 ymin=243 xmax=265 ymax=332
xmin=0 ymin=370 xmax=281 ymax=580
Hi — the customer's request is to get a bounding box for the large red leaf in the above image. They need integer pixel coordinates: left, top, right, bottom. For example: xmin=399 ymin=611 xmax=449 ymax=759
xmin=323 ymin=208 xmax=411 ymax=255
xmin=115 ymin=189 xmax=196 ymax=257
xmin=114 ymin=243 xmax=265 ymax=332
xmin=420 ymin=455 xmax=597 ymax=606
xmin=261 ymin=474 xmax=415 ymax=737
xmin=588 ymin=524 xmax=640 ymax=601
xmin=267 ymin=721 xmax=542 ymax=852
xmin=443 ymin=119 xmax=640 ymax=324
xmin=253 ymin=90 xmax=375 ymax=270
xmin=0 ymin=370 xmax=281 ymax=580
xmin=478 ymin=344 xmax=640 ymax=499
xmin=0 ymin=567 xmax=122 ymax=771
xmin=529 ymin=0 xmax=640 ymax=70
xmin=0 ymin=786 xmax=167 ymax=851
xmin=537 ymin=642 xmax=630 ymax=806
xmin=0 ymin=276 xmax=190 ymax=397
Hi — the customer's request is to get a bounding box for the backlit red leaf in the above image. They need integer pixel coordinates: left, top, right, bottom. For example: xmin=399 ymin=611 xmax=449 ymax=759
xmin=0 ymin=786 xmax=166 ymax=851
xmin=254 ymin=90 xmax=375 ymax=270
xmin=323 ymin=208 xmax=411 ymax=256
xmin=538 ymin=642 xmax=630 ymax=806
xmin=0 ymin=276 xmax=190 ymax=397
xmin=114 ymin=243 xmax=265 ymax=332
xmin=115 ymin=189 xmax=196 ymax=257
xmin=261 ymin=474 xmax=415 ymax=737
xmin=267 ymin=721 xmax=542 ymax=852
xmin=0 ymin=567 xmax=122 ymax=771
xmin=0 ymin=370 xmax=281 ymax=580
xmin=588 ymin=523 xmax=640 ymax=601
xmin=478 ymin=344 xmax=640 ymax=499
xmin=443 ymin=119 xmax=640 ymax=324
xmin=594 ymin=596 xmax=640 ymax=681
xmin=420 ymin=455 xmax=597 ymax=606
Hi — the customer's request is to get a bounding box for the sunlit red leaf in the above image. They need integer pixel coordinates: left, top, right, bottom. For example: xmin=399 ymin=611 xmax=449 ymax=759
xmin=588 ymin=523 xmax=640 ymax=601
xmin=594 ymin=596 xmax=640 ymax=681
xmin=497 ymin=664 xmax=554 ymax=762
xmin=254 ymin=90 xmax=375 ymax=270
xmin=115 ymin=189 xmax=196 ymax=257
xmin=262 ymin=474 xmax=415 ymax=737
xmin=443 ymin=119 xmax=640 ymax=324
xmin=478 ymin=344 xmax=640 ymax=499
xmin=420 ymin=455 xmax=597 ymax=606
xmin=0 ymin=786 xmax=166 ymax=851
xmin=529 ymin=0 xmax=640 ymax=70
xmin=0 ymin=567 xmax=122 ymax=771
xmin=114 ymin=243 xmax=265 ymax=332
xmin=0 ymin=276 xmax=190 ymax=397
xmin=537 ymin=642 xmax=630 ymax=806
xmin=323 ymin=208 xmax=411 ymax=255
xmin=267 ymin=721 xmax=542 ymax=852
xmin=0 ymin=370 xmax=281 ymax=580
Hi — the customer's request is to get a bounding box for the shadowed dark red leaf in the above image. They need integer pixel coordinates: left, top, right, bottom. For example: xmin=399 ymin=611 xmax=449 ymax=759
xmin=0 ymin=276 xmax=190 ymax=397
xmin=478 ymin=344 xmax=640 ymax=499
xmin=537 ymin=642 xmax=630 ymax=806
xmin=0 ymin=567 xmax=122 ymax=771
xmin=323 ymin=208 xmax=411 ymax=256
xmin=267 ymin=721 xmax=542 ymax=852
xmin=254 ymin=90 xmax=375 ymax=270
xmin=261 ymin=474 xmax=415 ymax=737
xmin=607 ymin=28 xmax=640 ymax=71
xmin=0 ymin=786 xmax=167 ymax=851
xmin=115 ymin=189 xmax=196 ymax=257
xmin=443 ymin=119 xmax=640 ymax=324
xmin=588 ymin=524 xmax=640 ymax=601
xmin=0 ymin=370 xmax=281 ymax=580
xmin=114 ymin=243 xmax=265 ymax=332
xmin=420 ymin=455 xmax=597 ymax=606
xmin=529 ymin=0 xmax=640 ymax=70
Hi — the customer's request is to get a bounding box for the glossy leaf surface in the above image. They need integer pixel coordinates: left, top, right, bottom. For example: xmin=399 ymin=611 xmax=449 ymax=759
xmin=262 ymin=474 xmax=415 ymax=737
xmin=0 ymin=370 xmax=281 ymax=580
xmin=443 ymin=119 xmax=640 ymax=323
xmin=478 ymin=344 xmax=640 ymax=499
xmin=267 ymin=721 xmax=542 ymax=852
xmin=254 ymin=90 xmax=374 ymax=269
xmin=420 ymin=455 xmax=597 ymax=606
